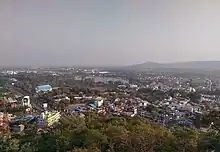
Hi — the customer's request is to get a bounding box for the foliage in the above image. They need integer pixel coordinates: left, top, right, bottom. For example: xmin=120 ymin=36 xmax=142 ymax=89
xmin=0 ymin=114 xmax=219 ymax=152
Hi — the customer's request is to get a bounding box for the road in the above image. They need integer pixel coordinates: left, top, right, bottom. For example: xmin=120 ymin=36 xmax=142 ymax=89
xmin=7 ymin=84 xmax=43 ymax=112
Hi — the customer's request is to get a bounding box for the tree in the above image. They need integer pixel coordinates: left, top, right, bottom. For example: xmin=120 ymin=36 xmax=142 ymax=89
xmin=0 ymin=114 xmax=219 ymax=151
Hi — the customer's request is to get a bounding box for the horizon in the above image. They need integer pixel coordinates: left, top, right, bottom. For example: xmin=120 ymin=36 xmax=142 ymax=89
xmin=2 ymin=60 xmax=220 ymax=69
xmin=138 ymin=60 xmax=220 ymax=64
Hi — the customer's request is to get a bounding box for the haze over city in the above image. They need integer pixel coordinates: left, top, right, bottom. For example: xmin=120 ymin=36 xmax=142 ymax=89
xmin=3 ymin=1 xmax=220 ymax=151
xmin=1 ymin=0 xmax=220 ymax=67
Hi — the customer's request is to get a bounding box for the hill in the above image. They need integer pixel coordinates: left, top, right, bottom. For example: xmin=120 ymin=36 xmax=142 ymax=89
xmin=126 ymin=61 xmax=220 ymax=71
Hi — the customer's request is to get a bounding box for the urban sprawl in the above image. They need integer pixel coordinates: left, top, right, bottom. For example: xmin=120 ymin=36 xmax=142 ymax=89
xmin=0 ymin=68 xmax=220 ymax=151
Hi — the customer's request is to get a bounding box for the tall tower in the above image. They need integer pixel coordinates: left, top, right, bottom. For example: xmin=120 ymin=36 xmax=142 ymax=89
xmin=209 ymin=80 xmax=212 ymax=91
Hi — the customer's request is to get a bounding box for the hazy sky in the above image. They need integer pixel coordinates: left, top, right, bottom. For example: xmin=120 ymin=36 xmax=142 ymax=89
xmin=1 ymin=0 xmax=220 ymax=67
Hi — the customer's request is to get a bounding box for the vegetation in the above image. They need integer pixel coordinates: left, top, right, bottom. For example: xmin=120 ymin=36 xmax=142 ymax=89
xmin=0 ymin=114 xmax=219 ymax=152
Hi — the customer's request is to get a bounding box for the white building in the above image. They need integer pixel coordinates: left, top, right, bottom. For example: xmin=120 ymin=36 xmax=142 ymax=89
xmin=94 ymin=97 xmax=104 ymax=107
xmin=22 ymin=96 xmax=32 ymax=108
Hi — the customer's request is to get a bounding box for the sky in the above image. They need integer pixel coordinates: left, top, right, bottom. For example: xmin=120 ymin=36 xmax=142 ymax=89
xmin=1 ymin=0 xmax=220 ymax=67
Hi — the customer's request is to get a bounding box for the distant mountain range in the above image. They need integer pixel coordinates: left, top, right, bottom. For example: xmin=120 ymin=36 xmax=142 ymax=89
xmin=126 ymin=61 xmax=220 ymax=71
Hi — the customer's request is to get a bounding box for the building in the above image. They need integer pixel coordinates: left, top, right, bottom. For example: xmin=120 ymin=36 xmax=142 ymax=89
xmin=42 ymin=111 xmax=61 ymax=127
xmin=22 ymin=96 xmax=31 ymax=107
xmin=35 ymin=85 xmax=52 ymax=93
xmin=94 ymin=97 xmax=104 ymax=107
